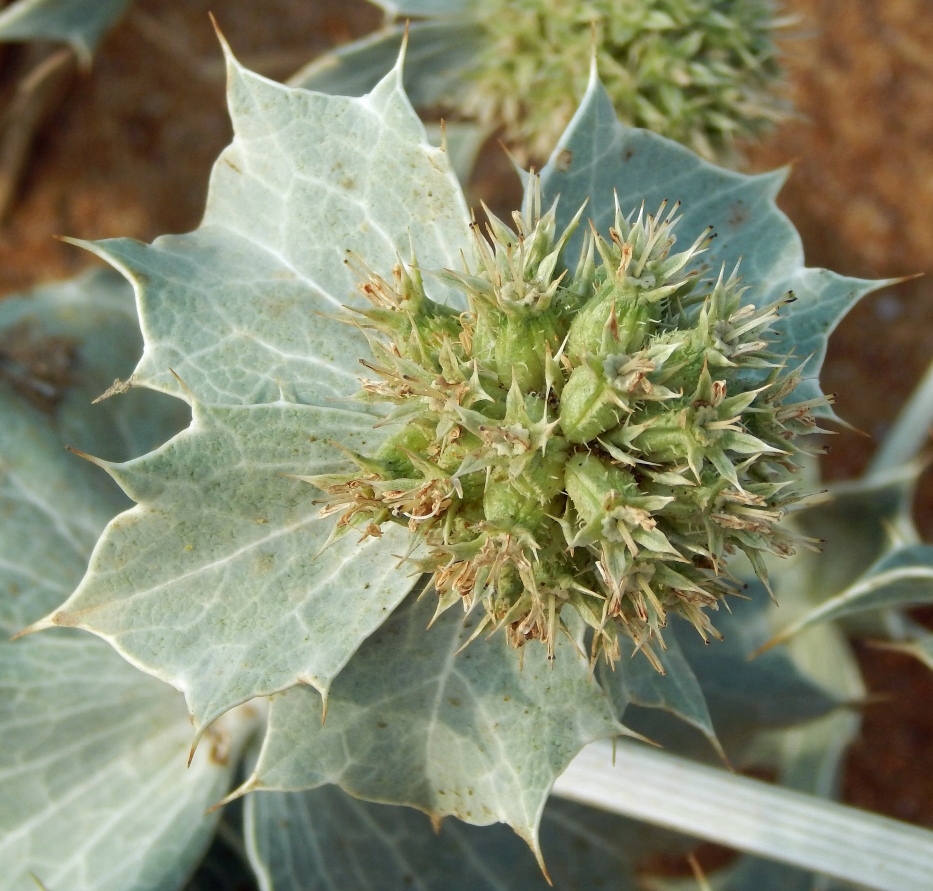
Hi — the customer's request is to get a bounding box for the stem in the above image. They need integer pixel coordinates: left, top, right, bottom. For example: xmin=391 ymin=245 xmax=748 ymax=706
xmin=553 ymin=741 xmax=933 ymax=891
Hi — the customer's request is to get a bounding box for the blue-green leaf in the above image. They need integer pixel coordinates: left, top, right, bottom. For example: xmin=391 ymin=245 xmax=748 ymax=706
xmin=0 ymin=272 xmax=250 ymax=891
xmin=245 ymin=786 xmax=637 ymax=891
xmin=289 ymin=20 xmax=479 ymax=110
xmin=243 ymin=591 xmax=620 ymax=858
xmin=41 ymin=47 xmax=473 ymax=732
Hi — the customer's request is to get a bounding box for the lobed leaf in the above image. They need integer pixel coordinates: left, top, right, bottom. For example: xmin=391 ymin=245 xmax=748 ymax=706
xmin=244 ymin=591 xmax=620 ymax=860
xmin=43 ymin=44 xmax=473 ymax=730
xmin=245 ymin=785 xmax=637 ymax=891
xmin=0 ymin=273 xmax=248 ymax=891
xmin=597 ymin=631 xmax=722 ymax=760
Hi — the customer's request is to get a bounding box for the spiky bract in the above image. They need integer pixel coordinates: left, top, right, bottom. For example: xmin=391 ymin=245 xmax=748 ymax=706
xmin=312 ymin=182 xmax=821 ymax=667
xmin=461 ymin=0 xmax=786 ymax=161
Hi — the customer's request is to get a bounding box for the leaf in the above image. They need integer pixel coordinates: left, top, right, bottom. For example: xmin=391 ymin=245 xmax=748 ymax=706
xmin=790 ymin=465 xmax=921 ymax=607
xmin=0 ymin=267 xmax=189 ymax=465
xmin=0 ymin=0 xmax=133 ymax=64
xmin=42 ymin=45 xmax=473 ymax=731
xmin=676 ymin=593 xmax=840 ymax=742
xmin=424 ymin=121 xmax=486 ymax=185
xmin=0 ymin=273 xmax=250 ymax=891
xmin=0 ymin=632 xmax=249 ymax=891
xmin=368 ymin=0 xmax=472 ymax=18
xmin=288 ymin=20 xmax=480 ymax=111
xmin=769 ymin=543 xmax=933 ymax=648
xmin=46 ymin=401 xmax=419 ymax=734
xmin=243 ymin=591 xmax=620 ymax=860
xmin=245 ymin=785 xmax=637 ymax=891
xmin=538 ymin=70 xmax=885 ymax=419
xmin=554 ymin=740 xmax=933 ymax=891
xmin=597 ymin=632 xmax=723 ymax=761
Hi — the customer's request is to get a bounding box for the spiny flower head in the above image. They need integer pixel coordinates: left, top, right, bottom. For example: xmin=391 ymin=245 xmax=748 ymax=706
xmin=310 ymin=179 xmax=821 ymax=668
xmin=460 ymin=0 xmax=787 ymax=161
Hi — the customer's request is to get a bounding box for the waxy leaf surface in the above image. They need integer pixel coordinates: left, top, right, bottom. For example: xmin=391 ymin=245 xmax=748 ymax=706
xmin=0 ymin=273 xmax=244 ymax=891
xmin=246 ymin=592 xmax=620 ymax=855
xmin=539 ymin=73 xmax=883 ymax=418
xmin=43 ymin=50 xmax=473 ymax=731
xmin=245 ymin=786 xmax=637 ymax=891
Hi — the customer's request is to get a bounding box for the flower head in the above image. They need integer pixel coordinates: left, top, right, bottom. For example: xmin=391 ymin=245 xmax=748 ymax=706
xmin=460 ymin=0 xmax=786 ymax=161
xmin=312 ymin=179 xmax=820 ymax=667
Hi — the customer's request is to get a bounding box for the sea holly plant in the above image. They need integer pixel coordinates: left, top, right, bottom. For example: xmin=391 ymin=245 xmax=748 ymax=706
xmin=293 ymin=0 xmax=788 ymax=163
xmin=9 ymin=29 xmax=933 ymax=891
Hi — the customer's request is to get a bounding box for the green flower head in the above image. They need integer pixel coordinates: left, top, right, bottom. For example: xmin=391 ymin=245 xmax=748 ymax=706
xmin=313 ymin=177 xmax=820 ymax=667
xmin=460 ymin=0 xmax=786 ymax=161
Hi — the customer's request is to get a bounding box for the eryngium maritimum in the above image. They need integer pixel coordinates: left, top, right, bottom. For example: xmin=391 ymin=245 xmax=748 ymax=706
xmin=310 ymin=181 xmax=820 ymax=668
xmin=461 ymin=0 xmax=786 ymax=161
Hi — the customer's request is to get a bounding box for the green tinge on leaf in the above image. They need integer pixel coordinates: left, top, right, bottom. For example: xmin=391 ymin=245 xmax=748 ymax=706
xmin=0 ymin=0 xmax=133 ymax=64
xmin=245 ymin=785 xmax=638 ymax=891
xmin=245 ymin=591 xmax=620 ymax=859
xmin=538 ymin=70 xmax=884 ymax=421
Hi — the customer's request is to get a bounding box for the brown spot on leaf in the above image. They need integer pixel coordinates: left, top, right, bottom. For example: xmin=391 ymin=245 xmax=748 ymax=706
xmin=556 ymin=148 xmax=573 ymax=171
xmin=0 ymin=322 xmax=77 ymax=412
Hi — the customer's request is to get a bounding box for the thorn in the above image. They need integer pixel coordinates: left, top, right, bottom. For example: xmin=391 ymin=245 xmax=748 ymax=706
xmin=208 ymin=776 xmax=257 ymax=813
xmin=168 ymin=368 xmax=196 ymax=402
xmin=9 ymin=613 xmax=57 ymax=641
xmin=65 ymin=445 xmax=109 ymax=469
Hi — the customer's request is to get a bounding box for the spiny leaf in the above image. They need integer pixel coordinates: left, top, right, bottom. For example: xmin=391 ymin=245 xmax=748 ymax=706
xmin=245 ymin=786 xmax=637 ymax=891
xmin=243 ymin=591 xmax=620 ymax=861
xmin=597 ymin=631 xmax=723 ymax=761
xmin=538 ymin=71 xmax=886 ymax=421
xmin=44 ymin=401 xmax=418 ymax=734
xmin=0 ymin=272 xmax=248 ymax=891
xmin=43 ymin=43 xmax=472 ymax=731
